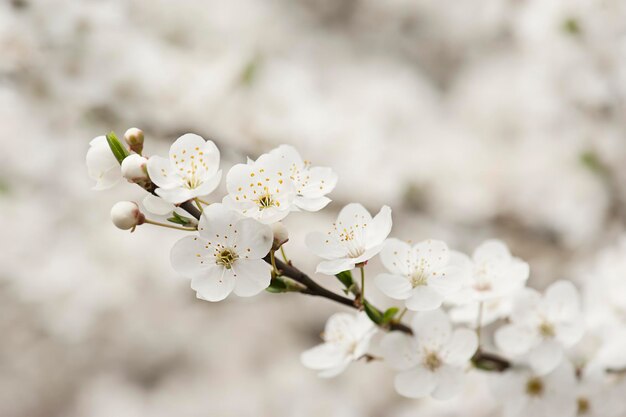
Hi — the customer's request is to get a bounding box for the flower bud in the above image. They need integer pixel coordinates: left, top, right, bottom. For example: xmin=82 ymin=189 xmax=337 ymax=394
xmin=121 ymin=154 xmax=149 ymax=185
xmin=271 ymin=222 xmax=289 ymax=251
xmin=110 ymin=201 xmax=145 ymax=231
xmin=124 ymin=128 xmax=144 ymax=154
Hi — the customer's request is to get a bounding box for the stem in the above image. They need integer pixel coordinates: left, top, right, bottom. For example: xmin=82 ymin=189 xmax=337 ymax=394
xmin=476 ymin=301 xmax=484 ymax=346
xmin=397 ymin=307 xmax=408 ymax=322
xmin=196 ymin=198 xmax=211 ymax=205
xmin=270 ymin=251 xmax=280 ymax=275
xmin=359 ymin=265 xmax=365 ymax=305
xmin=280 ymin=246 xmax=290 ymax=264
xmin=143 ymin=218 xmax=197 ymax=232
xmin=194 ymin=198 xmax=204 ymax=213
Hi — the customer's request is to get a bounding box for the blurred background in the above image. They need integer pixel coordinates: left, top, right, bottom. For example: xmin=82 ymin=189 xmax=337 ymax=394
xmin=1 ymin=0 xmax=626 ymax=416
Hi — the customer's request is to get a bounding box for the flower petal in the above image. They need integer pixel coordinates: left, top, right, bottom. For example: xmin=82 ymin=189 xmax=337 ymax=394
xmin=301 ymin=343 xmax=347 ymax=370
xmin=232 ymin=259 xmax=271 ymax=297
xmin=412 ymin=239 xmax=450 ymax=270
xmin=443 ymin=328 xmax=478 ymax=365
xmin=316 ymin=258 xmax=356 ymax=275
xmin=190 ymin=267 xmax=235 ymax=302
xmin=380 ymin=238 xmax=413 ymax=275
xmin=294 ymin=196 xmax=331 ymax=212
xmin=472 ymin=239 xmax=511 ymax=264
xmin=305 ymin=231 xmax=348 ymax=260
xmin=543 ymin=280 xmax=580 ymax=322
xmin=142 ymin=195 xmax=175 ymax=216
xmin=431 ymin=365 xmax=464 ymax=400
xmin=528 ymin=339 xmax=563 ymax=375
xmin=411 ymin=309 xmax=452 ymax=350
xmin=170 ymin=236 xmax=213 ymax=278
xmin=374 ymin=273 xmax=413 ymax=300
xmin=235 ymin=218 xmax=273 ymax=259
xmin=147 ymin=155 xmax=177 ymax=189
xmin=494 ymin=324 xmax=535 ymax=356
xmin=380 ymin=331 xmax=419 ymax=370
xmin=365 ymin=205 xmax=392 ymax=248
xmin=405 ymin=285 xmax=444 ymax=311
xmin=394 ymin=367 xmax=436 ymax=398
xmin=298 ymin=166 xmax=338 ymax=198
xmin=428 ymin=265 xmax=465 ymax=294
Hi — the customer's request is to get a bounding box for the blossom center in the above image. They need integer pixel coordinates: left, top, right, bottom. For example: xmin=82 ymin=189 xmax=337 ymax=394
xmin=256 ymin=193 xmax=277 ymax=210
xmin=525 ymin=377 xmax=544 ymax=397
xmin=410 ymin=269 xmax=429 ymax=287
xmin=538 ymin=321 xmax=555 ymax=338
xmin=183 ymin=173 xmax=202 ymax=190
xmin=577 ymin=397 xmax=590 ymax=414
xmin=422 ymin=351 xmax=442 ymax=371
xmin=216 ymin=248 xmax=239 ymax=269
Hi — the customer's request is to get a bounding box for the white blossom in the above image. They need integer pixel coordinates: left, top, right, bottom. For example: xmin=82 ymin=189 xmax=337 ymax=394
xmin=301 ymin=311 xmax=376 ymax=378
xmin=224 ymin=151 xmax=296 ymax=224
xmin=495 ymin=280 xmax=584 ymax=375
xmin=120 ymin=154 xmax=149 ymax=184
xmin=170 ymin=203 xmax=273 ymax=302
xmin=269 ymin=144 xmax=338 ymax=211
xmin=86 ymin=135 xmax=122 ymax=190
xmin=448 ymin=240 xmax=529 ymax=326
xmin=490 ymin=360 xmax=577 ymax=417
xmin=123 ymin=127 xmax=144 ymax=153
xmin=374 ymin=239 xmax=466 ymax=311
xmin=110 ymin=201 xmax=144 ymax=230
xmin=381 ymin=309 xmax=478 ymax=400
xmin=141 ymin=195 xmax=198 ymax=226
xmin=147 ymin=133 xmax=222 ymax=204
xmin=305 ymin=203 xmax=392 ymax=275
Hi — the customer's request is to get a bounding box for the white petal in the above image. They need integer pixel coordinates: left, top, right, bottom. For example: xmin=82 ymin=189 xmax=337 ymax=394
xmin=301 ymin=343 xmax=347 ymax=370
xmin=405 ymin=286 xmax=444 ymax=311
xmin=169 ymin=134 xmax=220 ymax=178
xmin=394 ymin=367 xmax=436 ymax=398
xmin=336 ymin=203 xmax=372 ymax=229
xmin=191 ymin=267 xmax=235 ymax=302
xmin=92 ymin=166 xmax=122 ymax=190
xmin=196 ymin=203 xmax=242 ymax=244
xmin=428 ymin=265 xmax=465 ymax=294
xmin=374 ymin=273 xmax=413 ymax=300
xmin=305 ymin=232 xmax=348 ymax=260
xmin=555 ymin=322 xmax=584 ymax=347
xmin=380 ymin=332 xmax=419 ymax=370
xmin=235 ymin=218 xmax=273 ymax=259
xmin=298 ymin=166 xmax=338 ymax=198
xmin=494 ymin=324 xmax=535 ymax=356
xmin=155 ymin=187 xmax=197 ymax=204
xmin=147 ymin=155 xmax=177 ymax=189
xmin=232 ymin=259 xmax=271 ymax=297
xmin=528 ymin=340 xmax=563 ymax=375
xmin=443 ymin=329 xmax=478 ymax=365
xmin=411 ymin=309 xmax=452 ymax=350
xmin=270 ymin=144 xmax=304 ymax=168
xmin=142 ymin=195 xmax=175 ymax=216
xmin=317 ymin=360 xmax=351 ymax=378
xmin=294 ymin=196 xmax=331 ymax=212
xmin=431 ymin=365 xmax=464 ymax=400
xmin=316 ymin=258 xmax=356 ymax=275
xmin=365 ymin=205 xmax=392 ymax=248
xmin=543 ymin=280 xmax=580 ymax=321
xmin=472 ymin=239 xmax=511 ymax=264
xmin=193 ymin=169 xmax=222 ymax=198
xmin=380 ymin=238 xmax=413 ymax=275
xmin=412 ymin=239 xmax=450 ymax=270
xmin=170 ymin=236 xmax=213 ymax=277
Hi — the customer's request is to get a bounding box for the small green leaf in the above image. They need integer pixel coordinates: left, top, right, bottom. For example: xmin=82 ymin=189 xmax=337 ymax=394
xmin=170 ymin=211 xmax=193 ymax=225
xmin=562 ymin=18 xmax=581 ymax=35
xmin=363 ymin=300 xmax=384 ymax=325
xmin=335 ymin=270 xmax=353 ymax=289
xmin=579 ymin=150 xmax=606 ymax=176
xmin=266 ymin=277 xmax=287 ymax=293
xmin=106 ymin=131 xmax=130 ymax=164
xmin=382 ymin=307 xmax=400 ymax=324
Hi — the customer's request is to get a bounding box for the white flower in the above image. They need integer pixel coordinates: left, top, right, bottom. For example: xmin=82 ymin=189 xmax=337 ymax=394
xmin=491 ymin=360 xmax=577 ymax=417
xmin=121 ymin=154 xmax=149 ymax=184
xmin=495 ymin=280 xmax=584 ymax=375
xmin=301 ymin=311 xmax=376 ymax=378
xmin=170 ymin=203 xmax=273 ymax=302
xmin=110 ymin=201 xmax=144 ymax=230
xmin=269 ymin=144 xmax=338 ymax=211
xmin=86 ymin=135 xmax=122 ymax=190
xmin=448 ymin=240 xmax=529 ymax=326
xmin=381 ymin=309 xmax=478 ymax=400
xmin=223 ymin=152 xmax=296 ymax=224
xmin=123 ymin=127 xmax=144 ymax=154
xmin=573 ymin=367 xmax=625 ymax=417
xmin=147 ymin=133 xmax=222 ymax=204
xmin=374 ymin=239 xmax=466 ymax=311
xmin=305 ymin=203 xmax=392 ymax=275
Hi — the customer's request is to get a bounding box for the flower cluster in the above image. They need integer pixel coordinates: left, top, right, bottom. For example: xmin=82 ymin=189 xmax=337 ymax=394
xmin=87 ymin=130 xmax=626 ymax=416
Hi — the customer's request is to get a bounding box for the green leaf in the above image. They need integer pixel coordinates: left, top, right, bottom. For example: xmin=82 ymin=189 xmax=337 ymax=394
xmin=562 ymin=18 xmax=581 ymax=35
xmin=266 ymin=277 xmax=287 ymax=293
xmin=382 ymin=307 xmax=400 ymax=324
xmin=579 ymin=150 xmax=607 ymax=176
xmin=106 ymin=131 xmax=130 ymax=164
xmin=363 ymin=300 xmax=384 ymax=325
xmin=168 ymin=211 xmax=193 ymax=226
xmin=335 ymin=270 xmax=353 ymax=289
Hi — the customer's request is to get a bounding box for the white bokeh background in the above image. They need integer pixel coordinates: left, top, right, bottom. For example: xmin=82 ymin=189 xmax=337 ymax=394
xmin=1 ymin=0 xmax=626 ymax=416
